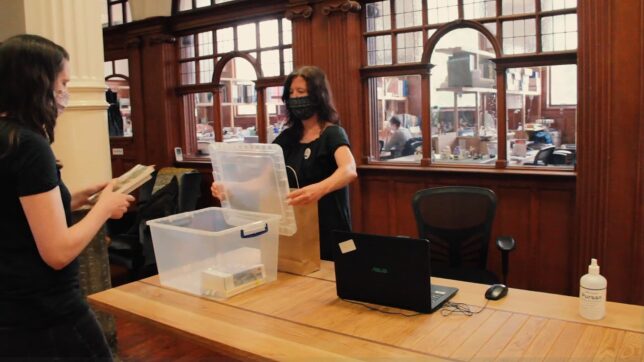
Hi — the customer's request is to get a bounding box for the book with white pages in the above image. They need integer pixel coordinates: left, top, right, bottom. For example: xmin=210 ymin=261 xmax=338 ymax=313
xmin=88 ymin=164 xmax=155 ymax=204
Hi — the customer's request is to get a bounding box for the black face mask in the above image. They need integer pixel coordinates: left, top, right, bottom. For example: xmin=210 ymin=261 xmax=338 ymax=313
xmin=286 ymin=96 xmax=318 ymax=120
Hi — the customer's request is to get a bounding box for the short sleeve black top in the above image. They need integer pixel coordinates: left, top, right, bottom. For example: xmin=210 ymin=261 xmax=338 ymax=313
xmin=273 ymin=125 xmax=352 ymax=250
xmin=0 ymin=122 xmax=86 ymax=328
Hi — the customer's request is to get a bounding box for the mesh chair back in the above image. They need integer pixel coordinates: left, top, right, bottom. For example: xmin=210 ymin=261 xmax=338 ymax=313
xmin=533 ymin=146 xmax=556 ymax=165
xmin=412 ymin=186 xmax=497 ymax=277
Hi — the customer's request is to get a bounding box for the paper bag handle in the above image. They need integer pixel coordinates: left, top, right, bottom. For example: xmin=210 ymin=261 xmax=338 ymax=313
xmin=285 ymin=165 xmax=300 ymax=189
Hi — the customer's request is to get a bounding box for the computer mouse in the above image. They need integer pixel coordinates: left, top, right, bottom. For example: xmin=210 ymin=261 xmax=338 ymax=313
xmin=485 ymin=283 xmax=508 ymax=300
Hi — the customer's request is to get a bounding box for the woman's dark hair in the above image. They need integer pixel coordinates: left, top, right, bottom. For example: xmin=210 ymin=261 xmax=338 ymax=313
xmin=0 ymin=34 xmax=69 ymax=146
xmin=282 ymin=66 xmax=339 ymax=138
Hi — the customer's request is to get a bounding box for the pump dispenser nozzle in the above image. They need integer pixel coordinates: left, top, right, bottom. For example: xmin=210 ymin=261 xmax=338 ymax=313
xmin=589 ymin=258 xmax=600 ymax=275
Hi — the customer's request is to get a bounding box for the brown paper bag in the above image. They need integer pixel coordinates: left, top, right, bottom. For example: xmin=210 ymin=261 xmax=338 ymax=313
xmin=278 ymin=201 xmax=320 ymax=275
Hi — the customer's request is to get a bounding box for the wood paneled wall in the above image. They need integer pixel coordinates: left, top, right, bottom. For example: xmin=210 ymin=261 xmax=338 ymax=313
xmin=576 ymin=0 xmax=644 ymax=305
xmin=103 ymin=0 xmax=643 ymax=304
xmin=357 ymin=167 xmax=576 ymax=295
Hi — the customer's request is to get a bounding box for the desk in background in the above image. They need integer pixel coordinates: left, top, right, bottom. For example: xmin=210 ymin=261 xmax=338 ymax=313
xmin=89 ymin=261 xmax=644 ymax=361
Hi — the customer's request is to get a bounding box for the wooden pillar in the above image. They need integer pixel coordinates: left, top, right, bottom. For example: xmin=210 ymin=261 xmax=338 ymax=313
xmin=576 ymin=0 xmax=644 ymax=304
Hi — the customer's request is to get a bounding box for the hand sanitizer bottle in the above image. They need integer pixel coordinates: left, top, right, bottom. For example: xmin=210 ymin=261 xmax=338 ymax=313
xmin=579 ymin=258 xmax=607 ymax=320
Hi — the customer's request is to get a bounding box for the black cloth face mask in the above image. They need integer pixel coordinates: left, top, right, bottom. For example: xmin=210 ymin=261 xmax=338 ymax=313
xmin=286 ymin=96 xmax=318 ymax=120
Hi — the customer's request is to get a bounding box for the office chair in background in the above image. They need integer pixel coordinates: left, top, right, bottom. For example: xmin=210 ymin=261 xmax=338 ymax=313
xmin=531 ymin=145 xmax=556 ymax=166
xmin=401 ymin=137 xmax=423 ymax=157
xmin=107 ymin=167 xmax=202 ymax=283
xmin=412 ymin=186 xmax=516 ymax=285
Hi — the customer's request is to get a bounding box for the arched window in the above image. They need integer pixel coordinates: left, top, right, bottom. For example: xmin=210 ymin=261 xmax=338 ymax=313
xmin=363 ymin=0 xmax=577 ymax=170
xmin=176 ymin=16 xmax=293 ymax=158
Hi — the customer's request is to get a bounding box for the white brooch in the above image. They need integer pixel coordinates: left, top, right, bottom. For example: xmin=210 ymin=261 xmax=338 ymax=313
xmin=304 ymin=147 xmax=311 ymax=160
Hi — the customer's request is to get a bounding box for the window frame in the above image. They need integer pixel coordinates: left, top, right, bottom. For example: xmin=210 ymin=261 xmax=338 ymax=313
xmin=361 ymin=0 xmax=578 ymax=172
xmin=174 ymin=14 xmax=292 ymax=160
xmin=104 ymin=0 xmax=131 ymax=27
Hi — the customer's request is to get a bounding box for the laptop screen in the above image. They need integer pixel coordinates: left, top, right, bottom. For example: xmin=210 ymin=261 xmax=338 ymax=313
xmin=333 ymin=230 xmax=436 ymax=313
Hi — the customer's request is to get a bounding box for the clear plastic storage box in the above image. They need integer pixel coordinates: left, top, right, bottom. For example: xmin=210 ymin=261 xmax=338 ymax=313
xmin=147 ymin=142 xmax=295 ymax=299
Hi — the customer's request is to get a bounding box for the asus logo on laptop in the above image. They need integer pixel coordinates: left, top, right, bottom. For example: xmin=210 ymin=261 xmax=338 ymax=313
xmin=371 ymin=266 xmax=389 ymax=274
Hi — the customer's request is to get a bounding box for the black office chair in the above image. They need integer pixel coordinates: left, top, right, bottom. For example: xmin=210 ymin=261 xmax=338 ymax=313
xmin=531 ymin=145 xmax=556 ymax=166
xmin=401 ymin=137 xmax=423 ymax=156
xmin=412 ymin=186 xmax=516 ymax=285
xmin=107 ymin=168 xmax=202 ymax=282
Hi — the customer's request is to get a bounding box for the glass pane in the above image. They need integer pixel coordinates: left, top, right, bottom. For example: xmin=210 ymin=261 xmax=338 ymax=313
xmin=184 ymin=92 xmax=214 ymax=156
xmin=180 ymin=61 xmax=196 ymax=85
xmin=502 ymin=0 xmax=534 ymax=15
xmin=237 ymin=23 xmax=256 ymax=51
xmin=370 ymin=75 xmax=423 ymax=163
xmin=541 ymin=15 xmax=578 ymax=52
xmin=125 ymin=2 xmax=131 ymax=22
xmin=106 ymin=78 xmax=132 ymax=137
xmin=366 ymin=1 xmax=391 ymax=32
xmin=261 ymin=50 xmax=280 ymax=77
xmin=506 ymin=65 xmax=576 ymax=169
xmin=216 ymin=27 xmax=234 ymax=53
xmin=265 ymin=86 xmax=287 ymax=143
xmin=463 ymin=0 xmax=496 ymax=19
xmin=427 ymin=0 xmax=458 ymax=25
xmin=259 ymin=20 xmax=279 ymax=48
xmin=282 ymin=18 xmax=292 ymax=45
xmin=283 ymin=48 xmax=293 ymax=74
xmin=103 ymin=61 xmax=113 ymax=78
xmin=502 ymin=20 xmax=536 ymax=54
xmin=396 ymin=31 xmax=423 ymax=63
xmin=367 ymin=35 xmax=392 ymax=65
xmin=198 ymin=31 xmax=213 ymax=56
xmin=542 ymin=0 xmax=577 ymax=11
xmin=199 ymin=59 xmax=214 ymax=83
xmin=111 ymin=4 xmax=123 ymax=25
xmin=430 ymin=28 xmax=498 ymax=166
xmin=178 ymin=0 xmax=192 ymax=11
xmin=196 ymin=0 xmax=211 ymax=8
xmin=180 ymin=35 xmax=195 ymax=59
xmin=483 ymin=22 xmax=496 ymax=36
xmin=220 ymin=58 xmax=258 ymax=143
xmin=114 ymin=59 xmax=129 ymax=77
xmin=395 ymin=0 xmax=422 ymax=28
xmin=215 ymin=0 xmax=235 ymax=3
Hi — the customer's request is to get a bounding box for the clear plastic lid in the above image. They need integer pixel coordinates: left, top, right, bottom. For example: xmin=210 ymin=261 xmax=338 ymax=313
xmin=209 ymin=142 xmax=296 ymax=236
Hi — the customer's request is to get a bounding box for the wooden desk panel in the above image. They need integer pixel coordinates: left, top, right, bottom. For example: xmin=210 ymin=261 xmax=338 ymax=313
xmin=90 ymin=262 xmax=644 ymax=361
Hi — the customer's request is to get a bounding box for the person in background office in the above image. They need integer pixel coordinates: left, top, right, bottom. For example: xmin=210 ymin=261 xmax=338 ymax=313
xmin=212 ymin=66 xmax=357 ymax=260
xmin=0 ymin=34 xmax=133 ymax=360
xmin=383 ymin=115 xmax=412 ymax=157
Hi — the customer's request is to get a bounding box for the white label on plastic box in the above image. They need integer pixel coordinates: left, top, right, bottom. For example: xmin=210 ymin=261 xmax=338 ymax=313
xmin=339 ymin=239 xmax=356 ymax=254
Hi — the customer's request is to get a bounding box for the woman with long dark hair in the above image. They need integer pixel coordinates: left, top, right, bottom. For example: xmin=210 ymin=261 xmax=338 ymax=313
xmin=274 ymin=66 xmax=357 ymax=259
xmin=0 ymin=34 xmax=133 ymax=360
xmin=212 ymin=66 xmax=357 ymax=260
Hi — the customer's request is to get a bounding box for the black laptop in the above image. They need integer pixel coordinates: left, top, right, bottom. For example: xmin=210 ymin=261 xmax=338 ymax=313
xmin=333 ymin=230 xmax=458 ymax=313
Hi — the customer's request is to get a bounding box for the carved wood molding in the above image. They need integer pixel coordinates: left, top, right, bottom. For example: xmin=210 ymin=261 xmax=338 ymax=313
xmin=148 ymin=35 xmax=176 ymax=46
xmin=322 ymin=1 xmax=361 ymax=16
xmin=126 ymin=37 xmax=143 ymax=49
xmin=285 ymin=5 xmax=313 ymax=20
